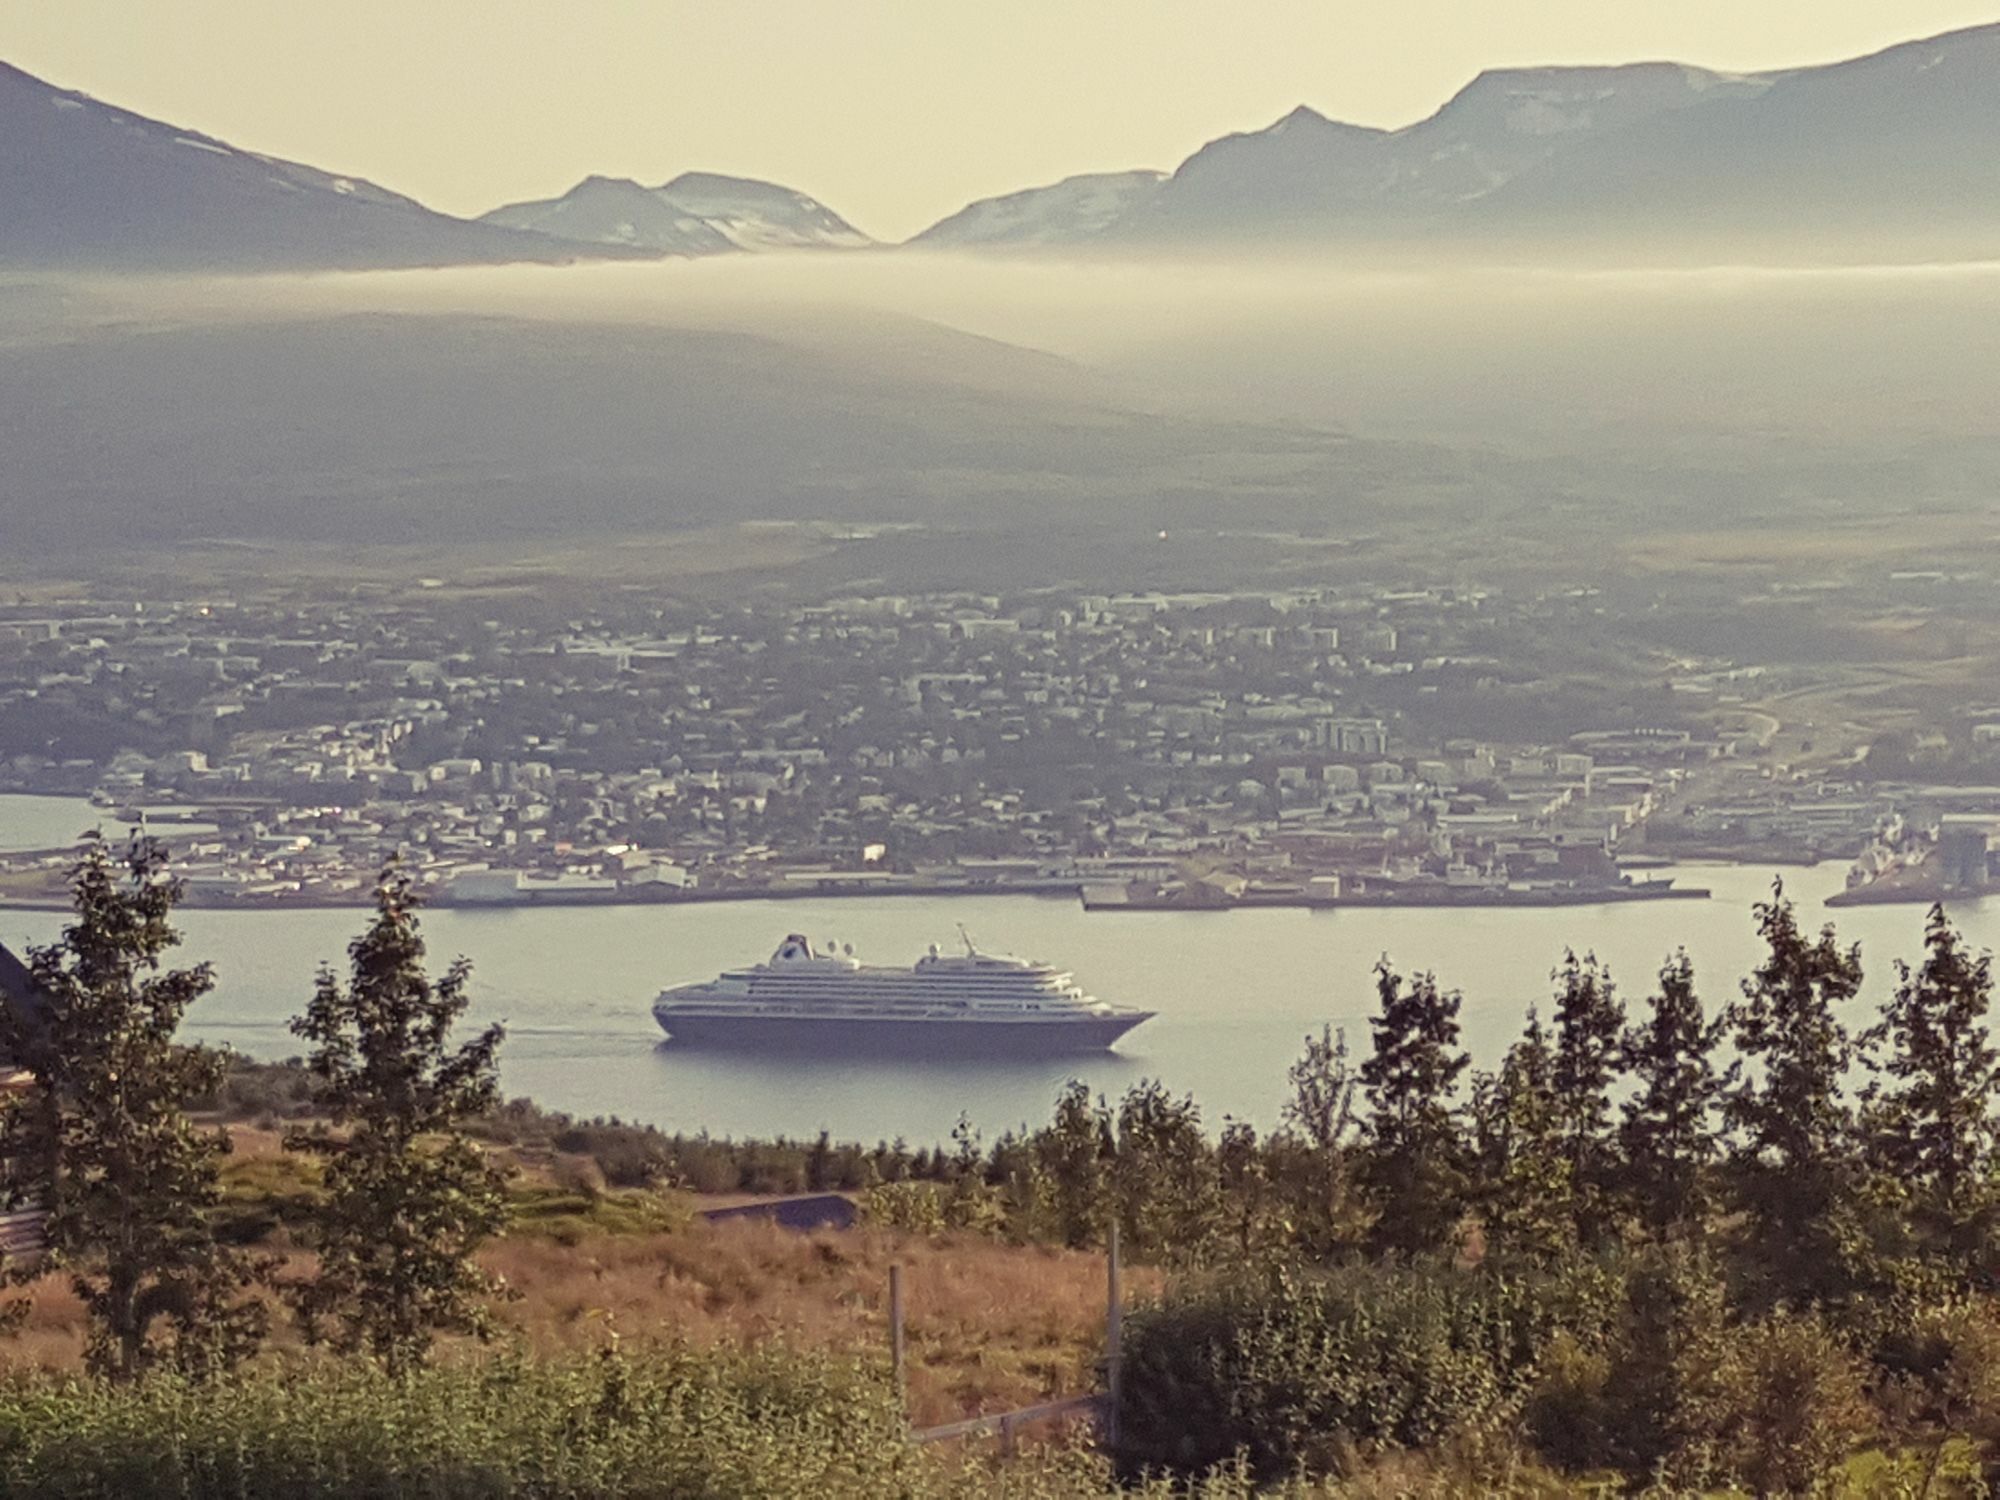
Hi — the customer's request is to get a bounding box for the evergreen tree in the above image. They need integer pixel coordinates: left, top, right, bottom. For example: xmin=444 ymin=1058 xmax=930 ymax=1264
xmin=287 ymin=864 xmax=508 ymax=1374
xmin=805 ymin=1130 xmax=834 ymax=1191
xmin=1277 ymin=1025 xmax=1364 ymax=1258
xmin=1471 ymin=1008 xmax=1573 ymax=1264
xmin=1862 ymin=905 xmax=2000 ymax=1271
xmin=1723 ymin=886 xmax=1867 ymax=1306
xmin=0 ymin=834 xmax=265 ymax=1380
xmin=1551 ymin=950 xmax=1625 ymax=1246
xmin=1618 ymin=952 xmax=1725 ymax=1242
xmin=1358 ymin=961 xmax=1470 ymax=1258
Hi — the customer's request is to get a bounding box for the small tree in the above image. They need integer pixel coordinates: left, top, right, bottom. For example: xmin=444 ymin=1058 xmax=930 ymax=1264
xmin=1618 ymin=951 xmax=1725 ymax=1243
xmin=1723 ymin=886 xmax=1868 ymax=1307
xmin=1217 ymin=1118 xmax=1273 ymax=1257
xmin=1471 ymin=1008 xmax=1573 ymax=1265
xmin=1358 ymin=961 xmax=1470 ymax=1258
xmin=1112 ymin=1079 xmax=1218 ymax=1262
xmin=0 ymin=834 xmax=264 ymax=1380
xmin=1550 ymin=951 xmax=1625 ymax=1247
xmin=1033 ymin=1080 xmax=1110 ymax=1249
xmin=1276 ymin=1025 xmax=1365 ymax=1258
xmin=287 ymin=863 xmax=508 ymax=1374
xmin=1863 ymin=905 xmax=2000 ymax=1272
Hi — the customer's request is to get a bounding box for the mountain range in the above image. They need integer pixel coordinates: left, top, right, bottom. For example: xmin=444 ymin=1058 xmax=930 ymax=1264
xmin=4 ymin=22 xmax=1999 ymax=271
xmin=925 ymin=23 xmax=2000 ymax=255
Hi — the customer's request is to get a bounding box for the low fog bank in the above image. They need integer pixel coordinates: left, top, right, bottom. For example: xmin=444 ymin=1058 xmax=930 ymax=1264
xmin=35 ymin=250 xmax=2000 ymax=445
xmin=4 ymin=251 xmax=1997 ymax=566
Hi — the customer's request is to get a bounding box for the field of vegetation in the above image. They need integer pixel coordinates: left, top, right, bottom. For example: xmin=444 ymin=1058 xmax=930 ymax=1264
xmin=14 ymin=837 xmax=2000 ymax=1494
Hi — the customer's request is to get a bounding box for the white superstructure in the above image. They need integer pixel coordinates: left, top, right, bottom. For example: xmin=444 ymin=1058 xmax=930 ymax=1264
xmin=652 ymin=930 xmax=1152 ymax=1052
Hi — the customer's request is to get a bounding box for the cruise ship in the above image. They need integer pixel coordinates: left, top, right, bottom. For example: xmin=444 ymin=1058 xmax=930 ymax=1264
xmin=652 ymin=932 xmax=1153 ymax=1054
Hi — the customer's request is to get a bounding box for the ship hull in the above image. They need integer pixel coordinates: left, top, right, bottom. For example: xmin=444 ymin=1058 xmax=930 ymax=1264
xmin=653 ymin=1010 xmax=1150 ymax=1055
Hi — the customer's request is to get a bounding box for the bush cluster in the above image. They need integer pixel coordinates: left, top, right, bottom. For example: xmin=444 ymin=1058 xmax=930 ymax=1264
xmin=0 ymin=1345 xmax=1323 ymax=1500
xmin=0 ymin=1346 xmax=912 ymax=1498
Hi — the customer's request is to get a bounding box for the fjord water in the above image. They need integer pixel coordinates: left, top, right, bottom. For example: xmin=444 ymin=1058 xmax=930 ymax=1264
xmin=0 ymin=828 xmax=1988 ymax=1145
xmin=0 ymin=794 xmax=115 ymax=852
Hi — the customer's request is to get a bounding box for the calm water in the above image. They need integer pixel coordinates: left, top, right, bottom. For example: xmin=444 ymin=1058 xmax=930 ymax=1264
xmin=0 ymin=794 xmax=111 ymax=852
xmin=0 ymin=794 xmax=215 ymax=851
xmin=0 ymin=798 xmax=1985 ymax=1145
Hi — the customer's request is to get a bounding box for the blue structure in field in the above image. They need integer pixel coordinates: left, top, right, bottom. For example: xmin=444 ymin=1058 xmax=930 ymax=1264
xmin=699 ymin=1194 xmax=858 ymax=1233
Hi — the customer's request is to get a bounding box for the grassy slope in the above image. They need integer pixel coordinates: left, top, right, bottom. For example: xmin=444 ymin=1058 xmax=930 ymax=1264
xmin=1 ymin=1124 xmax=1151 ymax=1431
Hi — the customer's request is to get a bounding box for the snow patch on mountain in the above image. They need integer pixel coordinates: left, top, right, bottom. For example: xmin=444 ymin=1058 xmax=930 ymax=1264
xmin=479 ymin=171 xmax=871 ymax=254
xmin=909 ymin=171 xmax=1164 ymax=248
xmin=2 ymin=59 xmax=599 ymax=271
xmin=655 ymin=172 xmax=872 ymax=250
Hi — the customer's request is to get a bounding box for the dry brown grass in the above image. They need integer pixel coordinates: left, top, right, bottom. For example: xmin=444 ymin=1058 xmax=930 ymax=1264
xmin=483 ymin=1221 xmax=1157 ymax=1427
xmin=3 ymin=1129 xmax=1156 ymax=1428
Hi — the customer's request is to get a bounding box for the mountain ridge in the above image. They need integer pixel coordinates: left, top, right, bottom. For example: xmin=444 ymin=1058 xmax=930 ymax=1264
xmin=0 ymin=60 xmax=643 ymax=273
xmin=10 ymin=21 xmax=2000 ymax=272
xmin=907 ymin=21 xmax=2000 ymax=258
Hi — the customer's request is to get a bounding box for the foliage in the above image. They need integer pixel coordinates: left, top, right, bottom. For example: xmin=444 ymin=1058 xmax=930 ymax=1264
xmin=1276 ymin=1026 xmax=1366 ymax=1259
xmin=1469 ymin=1010 xmax=1572 ymax=1266
xmin=1035 ymin=1080 xmax=1112 ymax=1250
xmin=1112 ymin=1081 xmax=1219 ymax=1263
xmin=1711 ymin=1309 xmax=1878 ymax=1495
xmin=861 ymin=1179 xmax=951 ymax=1234
xmin=1116 ymin=1260 xmax=1608 ymax=1482
xmin=0 ymin=1346 xmax=924 ymax=1499
xmin=0 ymin=834 xmax=265 ymax=1381
xmin=1723 ymin=884 xmax=1871 ymax=1309
xmin=1547 ymin=952 xmax=1624 ymax=1248
xmin=1863 ymin=904 xmax=2000 ymax=1276
xmin=1616 ymin=951 xmax=1724 ymax=1242
xmin=1358 ymin=963 xmax=1470 ymax=1259
xmin=285 ymin=862 xmax=509 ymax=1374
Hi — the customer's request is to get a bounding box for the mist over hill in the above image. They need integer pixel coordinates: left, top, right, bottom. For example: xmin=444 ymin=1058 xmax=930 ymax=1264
xmin=0 ymin=297 xmax=1405 ymax=556
xmin=4 ymin=250 xmax=1998 ymax=578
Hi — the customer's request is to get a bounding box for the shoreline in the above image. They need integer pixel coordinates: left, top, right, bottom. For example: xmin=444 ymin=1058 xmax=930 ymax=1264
xmin=1827 ymin=883 xmax=1998 ymax=909
xmin=0 ymin=878 xmax=1714 ymax=915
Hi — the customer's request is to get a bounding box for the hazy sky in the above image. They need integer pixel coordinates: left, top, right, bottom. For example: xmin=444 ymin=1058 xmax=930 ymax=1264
xmin=4 ymin=1 xmax=1997 ymax=240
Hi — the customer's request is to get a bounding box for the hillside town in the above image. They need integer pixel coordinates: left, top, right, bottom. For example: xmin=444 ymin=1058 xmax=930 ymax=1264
xmin=0 ymin=578 xmax=1972 ymax=908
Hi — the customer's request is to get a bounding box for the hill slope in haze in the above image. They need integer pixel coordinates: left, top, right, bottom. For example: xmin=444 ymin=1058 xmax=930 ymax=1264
xmin=0 ymin=309 xmax=1374 ymax=552
xmin=0 ymin=61 xmax=637 ymax=273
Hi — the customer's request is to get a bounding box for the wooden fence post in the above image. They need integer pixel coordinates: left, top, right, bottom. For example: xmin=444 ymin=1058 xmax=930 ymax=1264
xmin=889 ymin=1262 xmax=907 ymax=1406
xmin=1105 ymin=1222 xmax=1122 ymax=1453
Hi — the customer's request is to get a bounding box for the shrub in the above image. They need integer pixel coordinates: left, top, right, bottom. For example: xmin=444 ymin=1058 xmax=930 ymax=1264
xmin=1115 ymin=1261 xmax=1605 ymax=1481
xmin=1712 ymin=1309 xmax=1876 ymax=1496
xmin=862 ymin=1181 xmax=948 ymax=1235
xmin=0 ymin=1346 xmax=1317 ymax=1499
xmin=196 ymin=1052 xmax=319 ymax=1120
xmin=0 ymin=1347 xmax=916 ymax=1499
